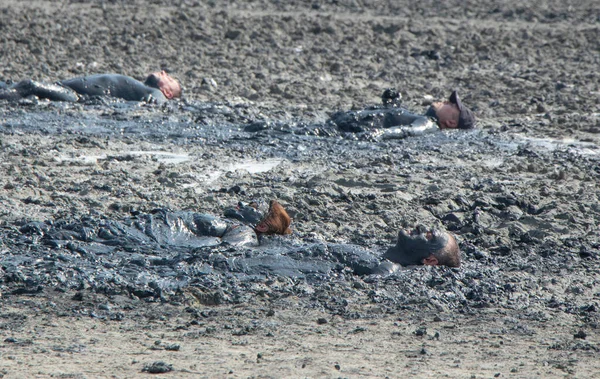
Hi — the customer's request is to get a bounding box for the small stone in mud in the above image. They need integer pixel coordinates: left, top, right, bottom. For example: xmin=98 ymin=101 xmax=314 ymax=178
xmin=225 ymin=30 xmax=241 ymax=40
xmin=581 ymin=304 xmax=596 ymax=312
xmin=201 ymin=77 xmax=218 ymax=90
xmin=473 ymin=250 xmax=489 ymax=260
xmin=165 ymin=344 xmax=180 ymax=351
xmin=98 ymin=303 xmax=111 ymax=311
xmin=334 ymin=364 xmax=341 ymax=370
xmin=72 ymin=292 xmax=84 ymax=301
xmin=317 ymin=318 xmax=328 ymax=325
xmin=420 ymin=347 xmax=427 ymax=355
xmin=244 ymin=121 xmax=270 ymax=132
xmin=579 ymin=248 xmax=597 ymax=259
xmin=573 ymin=330 xmax=586 ymax=339
xmin=227 ymin=185 xmax=242 ymax=194
xmin=142 ymin=361 xmax=173 ymax=374
xmin=415 ymin=327 xmax=427 ymax=336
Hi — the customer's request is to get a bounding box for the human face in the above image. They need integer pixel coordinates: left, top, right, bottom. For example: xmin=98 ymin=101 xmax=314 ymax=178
xmin=431 ymin=101 xmax=459 ymax=129
xmin=149 ymin=71 xmax=181 ymax=99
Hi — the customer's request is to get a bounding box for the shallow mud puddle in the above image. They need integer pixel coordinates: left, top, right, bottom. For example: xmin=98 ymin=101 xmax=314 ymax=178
xmin=227 ymin=158 xmax=283 ymax=173
xmin=492 ymin=134 xmax=600 ymax=155
xmin=54 ymin=150 xmax=192 ymax=165
xmin=518 ymin=135 xmax=600 ymax=155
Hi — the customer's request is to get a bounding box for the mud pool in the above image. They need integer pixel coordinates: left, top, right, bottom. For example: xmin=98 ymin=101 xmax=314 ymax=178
xmin=0 ymin=99 xmax=598 ymax=321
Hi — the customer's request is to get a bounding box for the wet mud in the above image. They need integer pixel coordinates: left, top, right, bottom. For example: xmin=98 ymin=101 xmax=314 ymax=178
xmin=1 ymin=99 xmax=598 ymax=310
xmin=1 ymin=0 xmax=600 ymax=377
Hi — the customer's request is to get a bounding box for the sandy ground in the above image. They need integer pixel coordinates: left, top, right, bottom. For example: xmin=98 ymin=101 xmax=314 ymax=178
xmin=1 ymin=293 xmax=598 ymax=379
xmin=1 ymin=0 xmax=600 ymax=378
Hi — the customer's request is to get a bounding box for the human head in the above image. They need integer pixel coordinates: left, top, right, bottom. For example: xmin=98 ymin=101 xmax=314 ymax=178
xmin=145 ymin=70 xmax=182 ymax=99
xmin=383 ymin=227 xmax=461 ymax=267
xmin=255 ymin=200 xmax=292 ymax=235
xmin=427 ymin=91 xmax=475 ymax=129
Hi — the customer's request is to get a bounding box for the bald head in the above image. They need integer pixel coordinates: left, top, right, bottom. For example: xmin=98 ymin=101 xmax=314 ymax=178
xmin=383 ymin=227 xmax=461 ymax=267
xmin=145 ymin=71 xmax=182 ymax=99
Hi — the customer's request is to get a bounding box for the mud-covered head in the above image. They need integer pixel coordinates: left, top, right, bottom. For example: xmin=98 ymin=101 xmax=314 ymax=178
xmin=254 ymin=200 xmax=292 ymax=235
xmin=144 ymin=70 xmax=182 ymax=99
xmin=383 ymin=226 xmax=460 ymax=267
xmin=425 ymin=90 xmax=475 ymax=129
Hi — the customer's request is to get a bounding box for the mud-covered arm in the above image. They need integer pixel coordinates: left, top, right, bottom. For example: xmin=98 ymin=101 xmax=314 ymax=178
xmin=140 ymin=88 xmax=167 ymax=105
xmin=380 ymin=116 xmax=438 ymax=139
xmin=383 ymin=110 xmax=427 ymax=127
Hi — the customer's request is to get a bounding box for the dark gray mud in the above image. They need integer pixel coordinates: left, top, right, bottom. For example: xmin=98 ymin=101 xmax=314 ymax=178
xmin=0 ymin=0 xmax=599 ymax=351
xmin=1 ymin=96 xmax=599 ymax=326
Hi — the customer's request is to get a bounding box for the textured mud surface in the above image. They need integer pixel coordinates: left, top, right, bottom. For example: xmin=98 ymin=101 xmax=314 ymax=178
xmin=1 ymin=0 xmax=599 ymax=377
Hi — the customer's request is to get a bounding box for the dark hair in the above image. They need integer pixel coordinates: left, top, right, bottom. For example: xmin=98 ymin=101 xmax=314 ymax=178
xmin=144 ymin=74 xmax=160 ymax=89
xmin=144 ymin=73 xmax=183 ymax=98
xmin=449 ymin=90 xmax=475 ymax=129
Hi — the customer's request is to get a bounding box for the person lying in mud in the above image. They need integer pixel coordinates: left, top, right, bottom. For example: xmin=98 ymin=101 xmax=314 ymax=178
xmin=326 ymin=225 xmax=461 ymax=277
xmin=22 ymin=200 xmax=292 ymax=255
xmin=226 ymin=199 xmax=292 ymax=236
xmin=329 ymin=89 xmax=475 ymax=138
xmin=382 ymin=225 xmax=461 ymax=268
xmin=0 ymin=71 xmax=181 ymax=105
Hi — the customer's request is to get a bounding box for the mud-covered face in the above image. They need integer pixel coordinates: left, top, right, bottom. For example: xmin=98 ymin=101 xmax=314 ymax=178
xmin=255 ymin=200 xmax=292 ymax=235
xmin=430 ymin=101 xmax=460 ymax=129
xmin=384 ymin=227 xmax=457 ymax=266
xmin=145 ymin=71 xmax=181 ymax=99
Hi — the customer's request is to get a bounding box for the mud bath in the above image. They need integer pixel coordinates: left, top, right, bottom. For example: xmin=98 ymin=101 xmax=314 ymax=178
xmin=1 ymin=0 xmax=600 ymax=377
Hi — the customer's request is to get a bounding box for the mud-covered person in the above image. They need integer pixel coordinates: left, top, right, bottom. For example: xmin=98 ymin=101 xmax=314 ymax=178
xmin=226 ymin=200 xmax=293 ymax=236
xmin=0 ymin=70 xmax=181 ymax=105
xmin=382 ymin=225 xmax=461 ymax=268
xmin=329 ymin=89 xmax=476 ymax=138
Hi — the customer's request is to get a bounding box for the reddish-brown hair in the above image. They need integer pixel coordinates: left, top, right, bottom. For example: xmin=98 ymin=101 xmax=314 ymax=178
xmin=255 ymin=200 xmax=292 ymax=235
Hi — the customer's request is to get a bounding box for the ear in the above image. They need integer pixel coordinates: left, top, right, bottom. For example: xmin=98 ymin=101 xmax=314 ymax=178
xmin=255 ymin=223 xmax=269 ymax=233
xmin=422 ymin=256 xmax=439 ymax=266
xmin=162 ymin=87 xmax=173 ymax=99
xmin=442 ymin=119 xmax=458 ymax=129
